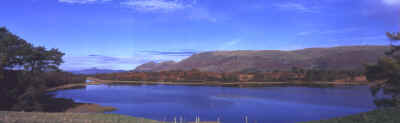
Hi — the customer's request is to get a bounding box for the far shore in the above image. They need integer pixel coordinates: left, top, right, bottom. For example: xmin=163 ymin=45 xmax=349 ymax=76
xmin=47 ymin=77 xmax=370 ymax=92
xmin=89 ymin=80 xmax=369 ymax=87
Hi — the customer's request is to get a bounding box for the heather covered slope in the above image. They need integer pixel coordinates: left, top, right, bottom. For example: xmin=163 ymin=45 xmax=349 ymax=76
xmin=135 ymin=46 xmax=389 ymax=72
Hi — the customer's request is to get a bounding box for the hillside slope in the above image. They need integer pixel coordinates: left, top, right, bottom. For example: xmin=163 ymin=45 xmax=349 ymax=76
xmin=135 ymin=46 xmax=389 ymax=72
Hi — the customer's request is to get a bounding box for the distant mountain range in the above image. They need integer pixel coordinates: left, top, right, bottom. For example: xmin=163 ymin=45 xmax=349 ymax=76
xmin=135 ymin=45 xmax=390 ymax=72
xmin=68 ymin=68 xmax=126 ymax=75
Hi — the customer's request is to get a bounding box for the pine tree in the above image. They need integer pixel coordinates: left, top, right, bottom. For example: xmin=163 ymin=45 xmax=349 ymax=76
xmin=366 ymin=32 xmax=400 ymax=107
xmin=0 ymin=27 xmax=65 ymax=111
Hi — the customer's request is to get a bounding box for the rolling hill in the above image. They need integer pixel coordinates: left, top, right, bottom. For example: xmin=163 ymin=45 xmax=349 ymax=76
xmin=135 ymin=45 xmax=390 ymax=72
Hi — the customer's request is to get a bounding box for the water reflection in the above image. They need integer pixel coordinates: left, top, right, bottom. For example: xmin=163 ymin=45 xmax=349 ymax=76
xmin=53 ymin=85 xmax=377 ymax=123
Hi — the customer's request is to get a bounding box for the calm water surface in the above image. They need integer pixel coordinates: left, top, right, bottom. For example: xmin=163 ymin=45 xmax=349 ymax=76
xmin=52 ymin=85 xmax=377 ymax=123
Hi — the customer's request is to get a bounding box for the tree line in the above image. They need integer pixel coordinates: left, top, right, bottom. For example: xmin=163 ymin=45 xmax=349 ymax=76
xmin=94 ymin=68 xmax=365 ymax=83
xmin=0 ymin=27 xmax=85 ymax=112
xmin=365 ymin=32 xmax=400 ymax=107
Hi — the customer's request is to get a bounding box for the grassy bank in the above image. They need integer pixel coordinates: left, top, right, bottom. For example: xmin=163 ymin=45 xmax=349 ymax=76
xmin=46 ymin=87 xmax=117 ymax=113
xmin=302 ymin=108 xmax=400 ymax=123
xmin=47 ymin=83 xmax=87 ymax=92
xmin=64 ymin=103 xmax=116 ymax=113
xmin=0 ymin=111 xmax=218 ymax=123
xmin=0 ymin=111 xmax=160 ymax=123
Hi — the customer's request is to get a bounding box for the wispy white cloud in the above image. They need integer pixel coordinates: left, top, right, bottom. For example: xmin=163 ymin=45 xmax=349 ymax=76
xmin=141 ymin=49 xmax=199 ymax=56
xmin=218 ymin=39 xmax=241 ymax=50
xmin=328 ymin=35 xmax=388 ymax=42
xmin=121 ymin=0 xmax=196 ymax=12
xmin=360 ymin=0 xmax=400 ymax=16
xmin=61 ymin=49 xmax=198 ymax=70
xmin=274 ymin=2 xmax=319 ymax=13
xmin=61 ymin=55 xmax=136 ymax=70
xmin=295 ymin=28 xmax=389 ymax=45
xmin=226 ymin=39 xmax=240 ymax=46
xmin=60 ymin=0 xmax=217 ymax=22
xmin=296 ymin=27 xmax=360 ymax=36
xmin=382 ymin=0 xmax=400 ymax=6
xmin=58 ymin=0 xmax=111 ymax=4
xmin=121 ymin=0 xmax=219 ymax=22
xmin=296 ymin=31 xmax=313 ymax=36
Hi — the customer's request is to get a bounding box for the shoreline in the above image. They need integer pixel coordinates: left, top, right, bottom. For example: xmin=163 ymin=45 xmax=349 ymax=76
xmin=45 ymin=78 xmax=370 ymax=115
xmin=47 ymin=78 xmax=370 ymax=92
xmin=42 ymin=78 xmax=379 ymax=123
xmin=89 ymin=78 xmax=370 ymax=87
xmin=46 ymin=84 xmax=117 ymax=114
xmin=64 ymin=103 xmax=117 ymax=113
xmin=90 ymin=80 xmax=368 ymax=87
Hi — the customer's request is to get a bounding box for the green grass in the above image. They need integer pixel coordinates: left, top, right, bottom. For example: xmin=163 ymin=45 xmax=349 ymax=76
xmin=0 ymin=111 xmax=218 ymax=123
xmin=5 ymin=108 xmax=398 ymax=123
xmin=302 ymin=108 xmax=400 ymax=123
xmin=0 ymin=111 xmax=162 ymax=123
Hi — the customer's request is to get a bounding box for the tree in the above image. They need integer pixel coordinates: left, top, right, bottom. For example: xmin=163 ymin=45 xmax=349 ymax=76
xmin=0 ymin=27 xmax=64 ymax=74
xmin=0 ymin=27 xmax=31 ymax=79
xmin=366 ymin=32 xmax=400 ymax=107
xmin=25 ymin=46 xmax=64 ymax=73
xmin=0 ymin=27 xmax=66 ymax=111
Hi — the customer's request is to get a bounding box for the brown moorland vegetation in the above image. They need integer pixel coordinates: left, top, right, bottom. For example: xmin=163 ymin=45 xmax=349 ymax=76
xmin=94 ymin=68 xmax=368 ymax=84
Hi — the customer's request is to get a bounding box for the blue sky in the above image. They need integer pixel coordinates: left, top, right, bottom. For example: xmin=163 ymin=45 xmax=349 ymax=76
xmin=1 ymin=0 xmax=399 ymax=70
